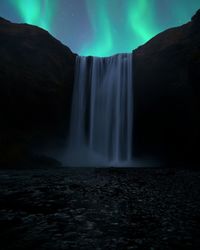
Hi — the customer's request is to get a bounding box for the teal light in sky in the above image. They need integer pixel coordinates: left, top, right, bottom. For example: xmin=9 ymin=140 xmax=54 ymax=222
xmin=80 ymin=0 xmax=113 ymax=57
xmin=9 ymin=0 xmax=56 ymax=31
xmin=1 ymin=0 xmax=200 ymax=56
xmin=128 ymin=0 xmax=158 ymax=45
xmin=80 ymin=0 xmax=200 ymax=56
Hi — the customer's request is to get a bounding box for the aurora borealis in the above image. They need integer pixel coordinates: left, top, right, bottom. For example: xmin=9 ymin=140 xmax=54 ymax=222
xmin=0 ymin=0 xmax=199 ymax=56
xmin=8 ymin=0 xmax=57 ymax=31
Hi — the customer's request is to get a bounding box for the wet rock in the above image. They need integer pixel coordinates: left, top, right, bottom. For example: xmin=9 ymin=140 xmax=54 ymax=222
xmin=0 ymin=168 xmax=200 ymax=250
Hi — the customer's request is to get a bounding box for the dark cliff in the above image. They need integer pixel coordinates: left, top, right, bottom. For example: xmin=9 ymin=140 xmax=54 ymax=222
xmin=133 ymin=9 xmax=200 ymax=164
xmin=0 ymin=18 xmax=76 ymax=164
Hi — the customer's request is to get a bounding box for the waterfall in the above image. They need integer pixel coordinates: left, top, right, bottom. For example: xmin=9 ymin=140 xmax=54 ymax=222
xmin=66 ymin=53 xmax=133 ymax=166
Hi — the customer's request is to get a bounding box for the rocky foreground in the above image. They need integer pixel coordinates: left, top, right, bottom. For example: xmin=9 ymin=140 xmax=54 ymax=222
xmin=0 ymin=167 xmax=200 ymax=250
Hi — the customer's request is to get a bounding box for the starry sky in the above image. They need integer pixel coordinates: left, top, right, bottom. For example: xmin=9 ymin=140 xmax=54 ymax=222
xmin=0 ymin=0 xmax=199 ymax=56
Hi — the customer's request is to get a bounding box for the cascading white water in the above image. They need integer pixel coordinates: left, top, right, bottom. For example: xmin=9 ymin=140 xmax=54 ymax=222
xmin=66 ymin=53 xmax=133 ymax=166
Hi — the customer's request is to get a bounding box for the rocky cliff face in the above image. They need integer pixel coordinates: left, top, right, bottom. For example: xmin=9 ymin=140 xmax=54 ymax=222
xmin=133 ymin=9 xmax=200 ymax=163
xmin=0 ymin=18 xmax=76 ymax=164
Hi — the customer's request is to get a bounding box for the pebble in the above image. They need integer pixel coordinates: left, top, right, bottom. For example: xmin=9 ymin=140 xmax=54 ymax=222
xmin=0 ymin=168 xmax=200 ymax=250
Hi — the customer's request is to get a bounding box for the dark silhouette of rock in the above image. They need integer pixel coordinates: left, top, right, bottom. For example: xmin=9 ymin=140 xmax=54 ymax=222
xmin=0 ymin=17 xmax=76 ymax=165
xmin=133 ymin=9 xmax=200 ymax=164
xmin=192 ymin=9 xmax=200 ymax=23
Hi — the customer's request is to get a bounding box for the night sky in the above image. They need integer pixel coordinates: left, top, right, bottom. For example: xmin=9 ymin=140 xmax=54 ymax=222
xmin=0 ymin=0 xmax=199 ymax=56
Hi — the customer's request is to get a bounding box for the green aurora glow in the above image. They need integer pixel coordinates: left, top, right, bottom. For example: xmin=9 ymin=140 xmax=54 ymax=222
xmin=4 ymin=0 xmax=200 ymax=56
xmin=9 ymin=0 xmax=56 ymax=31
xmin=128 ymin=0 xmax=158 ymax=44
xmin=80 ymin=0 xmax=113 ymax=57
